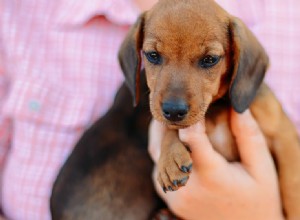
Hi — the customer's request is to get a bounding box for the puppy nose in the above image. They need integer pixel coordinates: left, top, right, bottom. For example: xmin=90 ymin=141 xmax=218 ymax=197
xmin=162 ymin=100 xmax=189 ymax=122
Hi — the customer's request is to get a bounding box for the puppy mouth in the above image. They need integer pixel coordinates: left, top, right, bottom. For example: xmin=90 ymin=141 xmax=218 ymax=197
xmin=150 ymin=107 xmax=190 ymax=129
xmin=165 ymin=122 xmax=190 ymax=130
xmin=158 ymin=111 xmax=205 ymax=129
xmin=150 ymin=95 xmax=207 ymax=128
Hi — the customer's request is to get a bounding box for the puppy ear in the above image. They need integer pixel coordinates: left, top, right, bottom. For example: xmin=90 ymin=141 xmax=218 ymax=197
xmin=118 ymin=13 xmax=145 ymax=106
xmin=229 ymin=17 xmax=269 ymax=113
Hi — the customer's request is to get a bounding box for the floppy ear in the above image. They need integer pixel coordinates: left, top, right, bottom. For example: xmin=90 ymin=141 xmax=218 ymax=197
xmin=118 ymin=13 xmax=145 ymax=106
xmin=229 ymin=17 xmax=269 ymax=113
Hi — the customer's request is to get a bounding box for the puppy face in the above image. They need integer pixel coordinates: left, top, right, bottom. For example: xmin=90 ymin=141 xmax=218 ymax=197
xmin=142 ymin=0 xmax=231 ymax=128
xmin=119 ymin=0 xmax=268 ymax=129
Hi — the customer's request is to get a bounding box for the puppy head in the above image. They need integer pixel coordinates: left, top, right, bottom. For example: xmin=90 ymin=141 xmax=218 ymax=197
xmin=119 ymin=0 xmax=268 ymax=128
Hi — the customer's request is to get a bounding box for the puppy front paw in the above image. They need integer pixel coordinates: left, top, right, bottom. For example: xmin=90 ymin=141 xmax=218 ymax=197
xmin=157 ymin=141 xmax=192 ymax=192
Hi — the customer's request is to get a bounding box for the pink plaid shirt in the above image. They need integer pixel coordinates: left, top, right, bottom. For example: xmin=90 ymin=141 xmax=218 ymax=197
xmin=0 ymin=0 xmax=299 ymax=219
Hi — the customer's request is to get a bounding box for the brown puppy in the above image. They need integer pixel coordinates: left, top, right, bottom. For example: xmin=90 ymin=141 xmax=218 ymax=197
xmin=119 ymin=0 xmax=300 ymax=218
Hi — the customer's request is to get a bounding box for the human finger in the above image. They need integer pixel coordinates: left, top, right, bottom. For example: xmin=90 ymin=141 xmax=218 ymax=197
xmin=148 ymin=119 xmax=166 ymax=163
xmin=231 ymin=109 xmax=275 ymax=179
xmin=179 ymin=122 xmax=226 ymax=171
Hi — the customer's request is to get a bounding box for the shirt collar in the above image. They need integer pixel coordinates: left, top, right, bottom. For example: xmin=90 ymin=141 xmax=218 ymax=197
xmin=56 ymin=0 xmax=140 ymax=27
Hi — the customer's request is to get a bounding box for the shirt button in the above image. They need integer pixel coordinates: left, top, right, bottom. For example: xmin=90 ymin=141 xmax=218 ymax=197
xmin=28 ymin=100 xmax=41 ymax=112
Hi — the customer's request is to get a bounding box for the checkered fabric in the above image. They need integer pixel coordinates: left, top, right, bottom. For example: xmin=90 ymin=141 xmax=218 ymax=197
xmin=0 ymin=0 xmax=299 ymax=219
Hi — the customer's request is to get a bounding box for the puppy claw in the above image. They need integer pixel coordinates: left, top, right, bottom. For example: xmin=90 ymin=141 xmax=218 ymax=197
xmin=180 ymin=164 xmax=192 ymax=173
xmin=163 ymin=186 xmax=167 ymax=193
xmin=187 ymin=163 xmax=193 ymax=172
xmin=178 ymin=176 xmax=189 ymax=186
xmin=168 ymin=186 xmax=174 ymax=191
xmin=172 ymin=180 xmax=178 ymax=187
xmin=180 ymin=166 xmax=188 ymax=173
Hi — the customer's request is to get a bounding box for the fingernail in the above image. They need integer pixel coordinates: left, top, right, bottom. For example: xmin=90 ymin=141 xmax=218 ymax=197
xmin=239 ymin=109 xmax=255 ymax=124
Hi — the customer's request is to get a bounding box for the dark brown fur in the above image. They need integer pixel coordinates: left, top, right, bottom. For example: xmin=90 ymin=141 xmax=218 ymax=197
xmin=50 ymin=72 xmax=165 ymax=220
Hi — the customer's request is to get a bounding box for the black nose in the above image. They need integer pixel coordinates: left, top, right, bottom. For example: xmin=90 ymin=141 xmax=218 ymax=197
xmin=162 ymin=100 xmax=189 ymax=122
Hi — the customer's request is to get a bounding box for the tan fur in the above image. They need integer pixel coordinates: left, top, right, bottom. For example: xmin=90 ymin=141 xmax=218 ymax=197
xmin=118 ymin=0 xmax=300 ymax=218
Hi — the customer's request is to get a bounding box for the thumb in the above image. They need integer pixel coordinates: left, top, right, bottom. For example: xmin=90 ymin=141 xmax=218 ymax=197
xmin=179 ymin=122 xmax=226 ymax=171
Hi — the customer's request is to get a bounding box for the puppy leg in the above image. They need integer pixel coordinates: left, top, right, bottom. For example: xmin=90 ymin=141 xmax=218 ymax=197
xmin=251 ymin=84 xmax=300 ymax=219
xmin=157 ymin=129 xmax=192 ymax=192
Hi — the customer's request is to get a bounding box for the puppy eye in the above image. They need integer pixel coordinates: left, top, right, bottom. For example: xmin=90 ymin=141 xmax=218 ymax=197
xmin=144 ymin=51 xmax=162 ymax=65
xmin=199 ymin=55 xmax=220 ymax=68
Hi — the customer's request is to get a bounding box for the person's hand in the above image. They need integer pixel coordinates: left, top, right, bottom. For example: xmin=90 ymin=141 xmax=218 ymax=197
xmin=148 ymin=109 xmax=284 ymax=220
